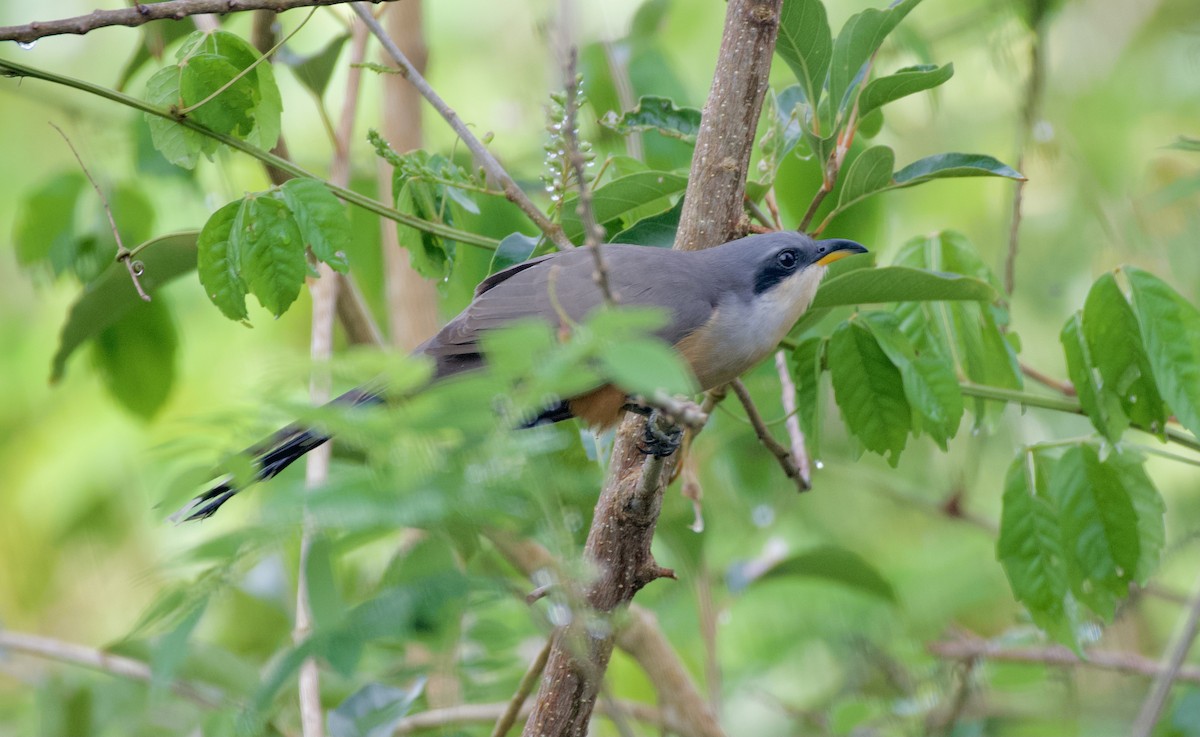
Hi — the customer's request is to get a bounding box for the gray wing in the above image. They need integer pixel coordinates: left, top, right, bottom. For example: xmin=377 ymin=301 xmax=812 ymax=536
xmin=416 ymin=245 xmax=719 ymax=377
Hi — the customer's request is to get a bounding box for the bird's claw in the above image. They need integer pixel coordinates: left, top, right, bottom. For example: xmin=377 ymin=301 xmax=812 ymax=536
xmin=638 ymin=412 xmax=682 ymax=458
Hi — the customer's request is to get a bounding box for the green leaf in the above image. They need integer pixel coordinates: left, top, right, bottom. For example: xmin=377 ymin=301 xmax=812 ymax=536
xmin=488 ymin=232 xmax=539 ymax=274
xmin=737 ymin=545 xmax=897 ymax=603
xmin=828 ymin=319 xmax=910 ymax=464
xmin=1082 ymin=273 xmax=1168 ymax=436
xmin=13 ymin=171 xmax=86 ymax=272
xmin=197 ymin=201 xmax=249 ymax=321
xmin=812 ymin=265 xmax=997 ymax=309
xmin=281 ymin=178 xmax=351 ymax=272
xmin=1126 ymin=267 xmax=1200 ymax=439
xmin=892 ymin=152 xmax=1025 ymax=187
xmin=790 ymin=336 xmax=825 ymax=459
xmin=599 ymin=95 xmax=700 ymax=143
xmin=996 ymin=452 xmax=1075 ymax=646
xmin=52 ymin=232 xmax=199 ymax=382
xmin=145 ymin=66 xmax=213 ymax=169
xmin=235 ymin=195 xmax=306 ymax=317
xmin=560 ymin=171 xmax=688 ymax=243
xmin=1107 ymin=451 xmax=1164 ymax=582
xmin=116 ymin=17 xmax=195 ymax=92
xmin=394 ymin=180 xmax=450 ymax=278
xmin=857 ymin=63 xmax=954 ymax=119
xmin=203 ymin=29 xmax=282 ymax=150
xmin=1052 ymin=444 xmax=1141 ymax=620
xmin=149 ymin=601 xmax=206 ymax=700
xmin=179 ymin=53 xmax=258 ymax=138
xmin=599 ymin=337 xmax=698 ymax=398
xmin=828 ymin=0 xmax=923 ymax=117
xmin=610 ymin=197 xmax=682 ymax=248
xmin=892 ymin=230 xmax=1004 ymax=292
xmin=1061 ymin=312 xmax=1128 ymax=441
xmin=304 ymin=535 xmax=344 ymax=630
xmin=774 ymin=0 xmax=832 ymax=112
xmin=864 ymin=312 xmax=963 ymax=448
xmin=92 ymin=297 xmax=178 ymax=420
xmin=279 ymin=34 xmax=349 ymax=97
xmin=1167 ymin=136 xmax=1200 ymax=152
xmin=837 ymin=145 xmax=895 ymax=210
xmin=328 ymin=682 xmax=424 ymax=737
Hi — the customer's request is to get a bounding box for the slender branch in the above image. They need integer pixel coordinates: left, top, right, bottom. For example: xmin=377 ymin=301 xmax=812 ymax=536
xmin=0 ymin=57 xmax=498 ymax=250
xmin=392 ymin=699 xmax=685 ymax=736
xmin=350 ymin=2 xmax=575 ymax=251
xmin=729 ymin=379 xmax=809 ymax=491
xmin=1005 ymin=19 xmax=1046 ymax=295
xmin=774 ymin=349 xmax=813 ymax=488
xmin=0 ymin=0 xmax=399 ymax=44
xmin=491 ymin=640 xmax=552 ymax=737
xmin=0 ymin=630 xmax=224 ymax=708
xmin=929 ymin=633 xmax=1200 ymax=685
xmin=1131 ymin=567 xmax=1200 ymax=737
xmin=48 ymin=123 xmax=151 ymax=301
xmin=959 ymin=382 xmax=1200 ymax=453
xmin=1021 ymin=361 xmax=1075 ymax=396
xmin=601 ymin=40 xmax=643 ymax=161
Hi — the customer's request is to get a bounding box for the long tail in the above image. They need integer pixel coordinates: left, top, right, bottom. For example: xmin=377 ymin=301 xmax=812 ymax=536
xmin=172 ymin=388 xmax=382 ymax=522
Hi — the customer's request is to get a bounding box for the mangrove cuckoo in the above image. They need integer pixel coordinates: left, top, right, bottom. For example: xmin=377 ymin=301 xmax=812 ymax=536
xmin=177 ymin=231 xmax=866 ymax=520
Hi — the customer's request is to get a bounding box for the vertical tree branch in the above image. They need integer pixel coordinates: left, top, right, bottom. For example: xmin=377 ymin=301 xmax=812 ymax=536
xmin=522 ymin=1 xmax=781 ymax=733
xmin=1004 ymin=19 xmax=1045 ymax=295
xmin=1131 ymin=566 xmax=1200 ymax=737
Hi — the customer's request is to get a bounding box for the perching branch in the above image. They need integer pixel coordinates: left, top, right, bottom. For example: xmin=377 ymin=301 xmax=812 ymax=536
xmin=729 ymin=379 xmax=808 ymax=491
xmin=774 ymin=350 xmax=813 ymax=488
xmin=350 ymin=2 xmax=575 ymax=251
xmin=0 ymin=0 xmax=398 ymax=45
xmin=391 ymin=699 xmax=686 ymax=736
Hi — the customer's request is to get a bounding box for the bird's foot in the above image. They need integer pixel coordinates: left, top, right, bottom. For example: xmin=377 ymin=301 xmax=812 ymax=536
xmin=637 ymin=411 xmax=682 ymax=458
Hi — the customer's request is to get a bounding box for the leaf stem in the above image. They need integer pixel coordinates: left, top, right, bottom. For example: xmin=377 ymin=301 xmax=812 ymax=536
xmin=0 ymin=56 xmax=498 ymax=250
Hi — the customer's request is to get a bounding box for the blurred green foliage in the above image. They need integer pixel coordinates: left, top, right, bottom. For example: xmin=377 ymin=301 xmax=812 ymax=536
xmin=2 ymin=0 xmax=1200 ymax=735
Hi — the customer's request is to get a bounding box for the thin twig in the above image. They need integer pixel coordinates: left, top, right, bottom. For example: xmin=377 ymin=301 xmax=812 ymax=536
xmin=0 ymin=57 xmax=498 ymax=250
xmin=491 ymin=640 xmax=552 ymax=737
xmin=1021 ymin=362 xmax=1076 ymax=396
xmin=49 ymin=122 xmax=151 ymax=301
xmin=1005 ymin=20 xmax=1046 ymax=295
xmin=561 ymin=47 xmax=614 ymax=302
xmin=0 ymin=0 xmax=398 ymax=44
xmin=774 ymin=350 xmax=812 ymax=488
xmin=729 ymin=379 xmax=809 ymax=491
xmin=350 ymin=2 xmax=575 ymax=251
xmin=601 ymin=40 xmax=643 ymax=161
xmin=763 ymin=189 xmax=785 ymax=230
xmin=1131 ymin=567 xmax=1200 ymax=737
xmin=928 ymin=633 xmax=1200 ymax=685
xmin=0 ymin=630 xmax=223 ymax=708
xmin=392 ymin=699 xmax=684 ymax=735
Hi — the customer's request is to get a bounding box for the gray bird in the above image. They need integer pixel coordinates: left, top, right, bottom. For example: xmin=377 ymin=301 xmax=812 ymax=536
xmin=177 ymin=231 xmax=866 ymax=520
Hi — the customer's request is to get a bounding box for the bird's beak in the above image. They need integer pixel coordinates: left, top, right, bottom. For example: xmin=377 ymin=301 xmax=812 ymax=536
xmin=815 ymin=239 xmax=869 ymax=266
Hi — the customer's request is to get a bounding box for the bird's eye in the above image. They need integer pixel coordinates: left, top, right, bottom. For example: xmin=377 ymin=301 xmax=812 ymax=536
xmin=777 ymin=250 xmax=798 ymax=269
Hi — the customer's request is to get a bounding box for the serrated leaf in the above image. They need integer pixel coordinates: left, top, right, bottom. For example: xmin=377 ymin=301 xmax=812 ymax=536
xmin=775 ymin=0 xmax=832 ymax=113
xmin=600 ymin=95 xmax=700 ymax=143
xmin=858 ymin=63 xmax=954 ymax=119
xmin=736 ymin=545 xmax=896 ymax=603
xmin=204 ymin=29 xmax=281 ymax=150
xmin=1061 ymin=312 xmax=1127 ymax=441
xmin=279 ymin=33 xmax=349 ymax=97
xmin=610 ymin=197 xmax=682 ymax=248
xmin=892 ymin=152 xmax=1025 ymax=187
xmin=829 ymin=319 xmax=910 ymax=464
xmin=179 ymin=52 xmax=258 ymax=138
xmin=13 ymin=171 xmax=86 ymax=272
xmin=1082 ymin=273 xmax=1168 ymax=436
xmin=92 ymin=297 xmax=178 ymax=419
xmin=599 ymin=337 xmax=697 ymax=398
xmin=328 ymin=681 xmax=424 ymax=737
xmin=828 ymin=0 xmax=923 ymax=117
xmin=812 ymin=265 xmax=997 ymax=309
xmin=235 ymin=195 xmax=306 ymax=317
xmin=145 ymin=66 xmax=212 ymax=169
xmin=791 ymin=336 xmax=825 ymax=459
xmin=116 ymin=18 xmax=195 ymax=92
xmin=488 ymin=232 xmax=539 ymax=274
xmin=281 ymin=178 xmax=351 ymax=272
xmin=1052 ymin=444 xmax=1141 ymax=620
xmin=837 ymin=145 xmax=895 ymax=209
xmin=864 ymin=311 xmax=963 ymax=448
xmin=1107 ymin=451 xmax=1164 ymax=582
xmin=52 ymin=232 xmax=199 ymax=382
xmin=394 ymin=181 xmax=450 ymax=278
xmin=197 ymin=201 xmax=249 ymax=321
xmin=1126 ymin=267 xmax=1200 ymax=439
xmin=560 ymin=171 xmax=688 ymax=243
xmin=996 ymin=452 xmax=1075 ymax=646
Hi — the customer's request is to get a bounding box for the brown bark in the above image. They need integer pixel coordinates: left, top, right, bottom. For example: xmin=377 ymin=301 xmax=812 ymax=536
xmin=377 ymin=0 xmax=440 ymax=351
xmin=521 ymin=1 xmax=782 ymax=734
